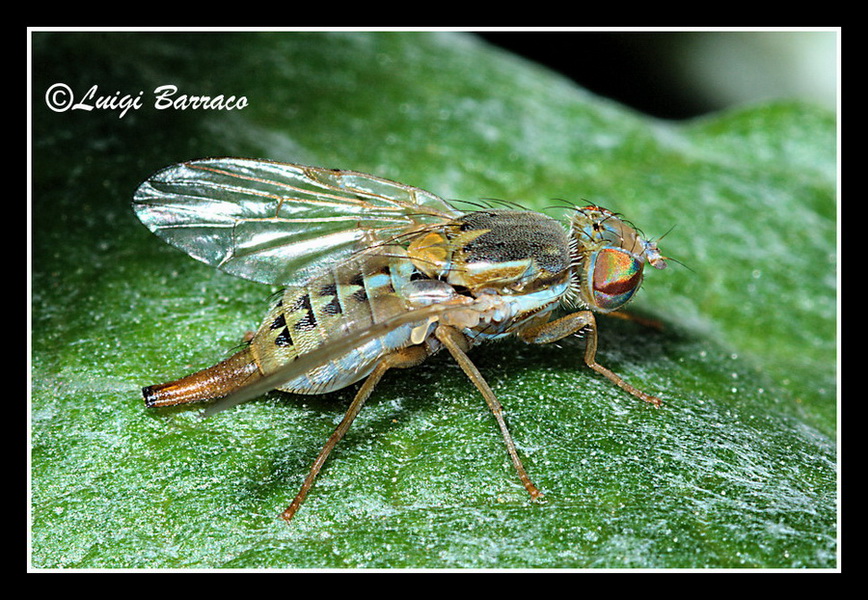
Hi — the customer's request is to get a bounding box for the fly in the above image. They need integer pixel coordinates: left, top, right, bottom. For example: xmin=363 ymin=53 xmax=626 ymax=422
xmin=132 ymin=158 xmax=668 ymax=522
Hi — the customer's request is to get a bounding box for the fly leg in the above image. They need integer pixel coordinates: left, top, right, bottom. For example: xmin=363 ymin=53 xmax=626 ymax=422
xmin=518 ymin=311 xmax=662 ymax=408
xmin=435 ymin=325 xmax=544 ymax=501
xmin=281 ymin=345 xmax=429 ymax=523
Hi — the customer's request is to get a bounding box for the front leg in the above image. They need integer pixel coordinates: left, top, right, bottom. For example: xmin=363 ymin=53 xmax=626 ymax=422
xmin=518 ymin=311 xmax=662 ymax=408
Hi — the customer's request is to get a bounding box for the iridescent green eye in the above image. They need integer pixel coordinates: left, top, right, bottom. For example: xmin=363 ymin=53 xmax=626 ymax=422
xmin=591 ymin=248 xmax=643 ymax=311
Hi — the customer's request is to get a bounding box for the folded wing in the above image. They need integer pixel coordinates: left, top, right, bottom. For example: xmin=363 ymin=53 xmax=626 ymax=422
xmin=132 ymin=158 xmax=460 ymax=286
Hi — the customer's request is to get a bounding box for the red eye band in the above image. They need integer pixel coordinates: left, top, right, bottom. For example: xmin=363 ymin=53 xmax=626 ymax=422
xmin=592 ymin=249 xmax=642 ymax=310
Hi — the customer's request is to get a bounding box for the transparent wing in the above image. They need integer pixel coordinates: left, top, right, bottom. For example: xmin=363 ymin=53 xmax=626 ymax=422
xmin=133 ymin=158 xmax=461 ymax=286
xmin=201 ymin=301 xmax=475 ymax=417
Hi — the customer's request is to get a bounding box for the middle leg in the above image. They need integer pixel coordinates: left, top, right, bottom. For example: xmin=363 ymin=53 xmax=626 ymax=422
xmin=435 ymin=325 xmax=544 ymax=501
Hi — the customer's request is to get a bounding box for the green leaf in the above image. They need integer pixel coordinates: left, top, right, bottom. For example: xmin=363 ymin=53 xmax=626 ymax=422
xmin=31 ymin=32 xmax=836 ymax=569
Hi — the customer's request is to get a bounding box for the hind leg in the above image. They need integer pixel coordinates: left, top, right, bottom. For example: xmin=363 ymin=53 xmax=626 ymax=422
xmin=281 ymin=345 xmax=429 ymax=522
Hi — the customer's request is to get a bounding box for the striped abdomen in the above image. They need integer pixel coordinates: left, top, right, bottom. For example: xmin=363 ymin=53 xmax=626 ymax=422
xmin=249 ymin=247 xmax=421 ymax=394
xmin=142 ymin=247 xmax=423 ymax=407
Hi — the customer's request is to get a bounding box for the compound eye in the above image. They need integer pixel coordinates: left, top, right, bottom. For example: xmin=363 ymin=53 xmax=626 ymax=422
xmin=592 ymin=248 xmax=643 ymax=311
